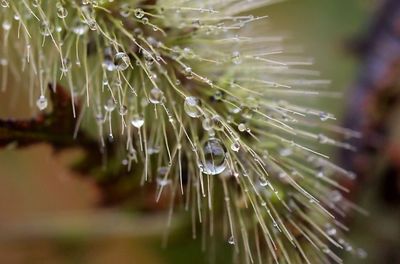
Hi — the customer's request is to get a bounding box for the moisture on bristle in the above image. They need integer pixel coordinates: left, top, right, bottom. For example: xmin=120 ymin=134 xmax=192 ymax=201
xmin=0 ymin=0 xmax=366 ymax=263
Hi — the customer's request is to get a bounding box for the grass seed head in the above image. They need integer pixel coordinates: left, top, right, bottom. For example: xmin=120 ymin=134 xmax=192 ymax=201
xmin=0 ymin=0 xmax=365 ymax=263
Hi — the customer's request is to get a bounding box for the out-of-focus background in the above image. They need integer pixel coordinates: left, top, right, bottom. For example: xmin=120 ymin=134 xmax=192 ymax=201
xmin=1 ymin=1 xmax=399 ymax=263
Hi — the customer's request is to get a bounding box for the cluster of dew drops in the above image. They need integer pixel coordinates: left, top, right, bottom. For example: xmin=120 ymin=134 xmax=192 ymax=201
xmin=0 ymin=0 xmax=244 ymax=178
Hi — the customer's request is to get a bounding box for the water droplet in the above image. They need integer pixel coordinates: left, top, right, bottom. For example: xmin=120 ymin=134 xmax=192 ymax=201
xmin=231 ymin=142 xmax=240 ymax=152
xmin=149 ymin=87 xmax=164 ymax=104
xmin=213 ymin=91 xmax=223 ymax=101
xmin=319 ymin=112 xmax=329 ymax=121
xmin=279 ymin=148 xmax=292 ymax=157
xmin=87 ymin=19 xmax=97 ymax=30
xmin=134 ymin=8 xmax=144 ymax=18
xmin=72 ymin=22 xmax=88 ymax=35
xmin=114 ymin=52 xmax=130 ymax=71
xmin=241 ymin=106 xmax=253 ymax=119
xmin=157 ymin=177 xmax=171 ymax=187
xmin=228 ymin=236 xmax=235 ymax=245
xmin=2 ymin=20 xmax=11 ymax=31
xmin=238 ymin=123 xmax=246 ymax=132
xmin=259 ymin=176 xmax=269 ymax=187
xmin=202 ymin=118 xmax=213 ymax=131
xmin=202 ymin=138 xmax=227 ymax=175
xmin=40 ymin=21 xmax=53 ymax=36
xmin=147 ymin=145 xmax=160 ymax=155
xmin=329 ymin=190 xmax=342 ymax=203
xmin=326 ymin=226 xmax=337 ymax=236
xmin=142 ymin=17 xmax=149 ymax=24
xmin=356 ymin=248 xmax=367 ymax=259
xmin=119 ymin=3 xmax=131 ymax=17
xmin=131 ymin=114 xmax=144 ymax=128
xmin=184 ymin=67 xmax=193 ymax=79
xmin=118 ymin=105 xmax=128 ymax=115
xmin=104 ymin=98 xmax=116 ymax=112
xmin=57 ymin=6 xmax=68 ymax=18
xmin=36 ymin=95 xmax=48 ymax=111
xmin=231 ymin=51 xmax=242 ymax=65
xmin=60 ymin=58 xmax=71 ymax=73
xmin=184 ymin=96 xmax=202 ymax=118
xmin=95 ymin=113 xmax=104 ymax=124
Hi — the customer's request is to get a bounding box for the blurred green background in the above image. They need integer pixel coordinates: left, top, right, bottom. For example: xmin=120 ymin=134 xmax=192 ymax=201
xmin=2 ymin=1 xmax=397 ymax=264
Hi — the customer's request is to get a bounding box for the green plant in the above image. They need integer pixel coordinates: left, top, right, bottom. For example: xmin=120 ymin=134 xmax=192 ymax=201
xmin=0 ymin=0 xmax=365 ymax=263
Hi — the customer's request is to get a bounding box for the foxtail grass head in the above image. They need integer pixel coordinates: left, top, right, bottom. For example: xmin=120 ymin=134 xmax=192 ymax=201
xmin=0 ymin=0 xmax=366 ymax=263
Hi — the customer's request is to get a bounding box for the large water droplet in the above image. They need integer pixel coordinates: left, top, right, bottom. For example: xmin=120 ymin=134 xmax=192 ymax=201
xmin=184 ymin=96 xmax=202 ymax=118
xmin=202 ymin=138 xmax=227 ymax=175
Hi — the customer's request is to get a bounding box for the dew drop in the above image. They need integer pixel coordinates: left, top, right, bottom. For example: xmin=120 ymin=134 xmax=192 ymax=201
xmin=114 ymin=52 xmax=130 ymax=71
xmin=184 ymin=96 xmax=202 ymax=118
xmin=36 ymin=95 xmax=48 ymax=111
xmin=231 ymin=142 xmax=240 ymax=152
xmin=104 ymin=98 xmax=116 ymax=112
xmin=149 ymin=87 xmax=164 ymax=104
xmin=319 ymin=112 xmax=329 ymax=121
xmin=202 ymin=118 xmax=213 ymax=131
xmin=184 ymin=67 xmax=193 ymax=79
xmin=238 ymin=123 xmax=246 ymax=132
xmin=202 ymin=138 xmax=227 ymax=175
xmin=142 ymin=17 xmax=149 ymax=24
xmin=72 ymin=22 xmax=88 ymax=35
xmin=2 ymin=20 xmax=11 ymax=31
xmin=356 ymin=248 xmax=367 ymax=259
xmin=118 ymin=105 xmax=128 ymax=116
xmin=134 ymin=8 xmax=144 ymax=18
xmin=119 ymin=3 xmax=131 ymax=17
xmin=213 ymin=90 xmax=223 ymax=101
xmin=228 ymin=236 xmax=235 ymax=245
xmin=259 ymin=176 xmax=269 ymax=187
xmin=157 ymin=177 xmax=171 ymax=187
xmin=57 ymin=6 xmax=68 ymax=18
xmin=60 ymin=58 xmax=71 ymax=73
xmin=131 ymin=114 xmax=144 ymax=128
xmin=40 ymin=21 xmax=53 ymax=36
xmin=95 ymin=113 xmax=104 ymax=124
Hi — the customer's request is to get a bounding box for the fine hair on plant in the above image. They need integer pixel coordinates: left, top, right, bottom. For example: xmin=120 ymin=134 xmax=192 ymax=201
xmin=0 ymin=0 xmax=367 ymax=263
